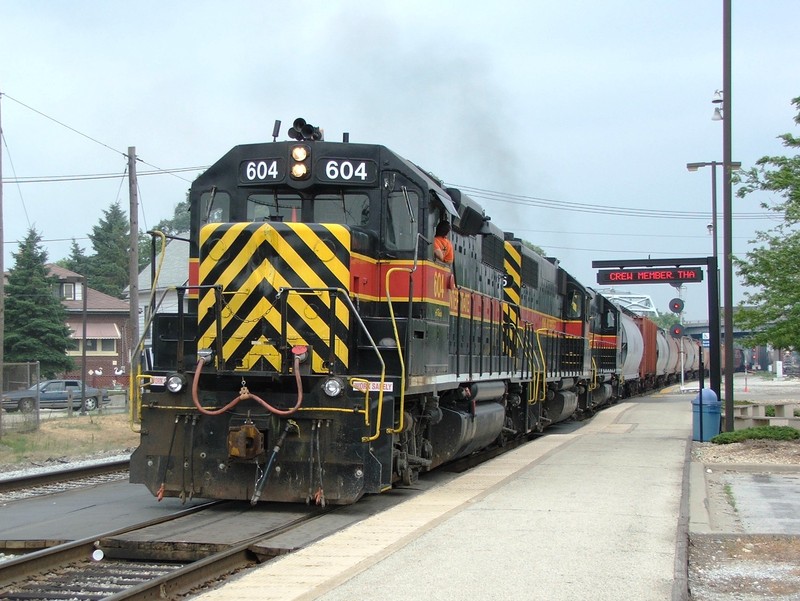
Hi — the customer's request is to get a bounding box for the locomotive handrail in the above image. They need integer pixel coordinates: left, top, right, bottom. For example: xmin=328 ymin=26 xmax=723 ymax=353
xmin=589 ymin=358 xmax=599 ymax=392
xmin=384 ymin=266 xmax=410 ymax=435
xmin=277 ymin=286 xmax=387 ymax=442
xmin=129 ymin=230 xmax=169 ymax=430
xmin=381 ymin=232 xmax=430 ymax=435
xmin=522 ymin=324 xmax=546 ymax=403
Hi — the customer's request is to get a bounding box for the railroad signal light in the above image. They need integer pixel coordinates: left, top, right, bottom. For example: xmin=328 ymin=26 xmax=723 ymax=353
xmin=669 ymin=298 xmax=684 ymax=314
xmin=670 ymin=324 xmax=684 ymax=338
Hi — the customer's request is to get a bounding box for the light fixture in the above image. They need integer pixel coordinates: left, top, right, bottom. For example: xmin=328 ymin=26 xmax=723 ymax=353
xmin=322 ymin=377 xmax=344 ymax=397
xmin=166 ymin=373 xmax=186 ymax=394
xmin=712 ymin=90 xmax=724 ymax=121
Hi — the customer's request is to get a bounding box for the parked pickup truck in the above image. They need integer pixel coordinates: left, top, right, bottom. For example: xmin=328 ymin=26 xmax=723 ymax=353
xmin=1 ymin=379 xmax=110 ymax=413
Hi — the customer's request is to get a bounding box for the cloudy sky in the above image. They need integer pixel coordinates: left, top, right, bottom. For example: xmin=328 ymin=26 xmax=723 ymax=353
xmin=1 ymin=1 xmax=798 ymax=321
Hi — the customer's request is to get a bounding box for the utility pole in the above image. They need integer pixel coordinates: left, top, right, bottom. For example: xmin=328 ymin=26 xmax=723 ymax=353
xmin=722 ymin=0 xmax=734 ymax=431
xmin=128 ymin=147 xmax=139 ymax=377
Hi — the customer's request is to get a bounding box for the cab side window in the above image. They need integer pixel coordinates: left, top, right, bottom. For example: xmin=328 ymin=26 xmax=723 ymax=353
xmin=385 ymin=188 xmax=418 ymax=251
xmin=201 ymin=190 xmax=231 ymax=224
xmin=567 ymin=290 xmax=583 ymax=319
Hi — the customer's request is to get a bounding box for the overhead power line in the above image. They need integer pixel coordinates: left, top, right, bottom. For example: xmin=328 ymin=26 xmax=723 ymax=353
xmin=2 ymin=94 xmax=200 ymax=183
xmin=450 ymin=183 xmax=776 ymax=221
xmin=2 ymin=165 xmax=204 ymax=184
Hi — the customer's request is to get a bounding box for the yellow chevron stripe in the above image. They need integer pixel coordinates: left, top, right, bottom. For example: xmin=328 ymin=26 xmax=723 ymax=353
xmin=197 ymin=222 xmax=351 ymax=373
xmin=199 ymin=222 xmax=255 ymax=317
xmin=292 ymin=223 xmax=350 ymax=286
xmin=266 ymin=266 xmax=349 ymax=370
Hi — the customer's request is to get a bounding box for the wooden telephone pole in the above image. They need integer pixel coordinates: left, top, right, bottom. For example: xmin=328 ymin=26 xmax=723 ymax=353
xmin=128 ymin=147 xmax=139 ymax=376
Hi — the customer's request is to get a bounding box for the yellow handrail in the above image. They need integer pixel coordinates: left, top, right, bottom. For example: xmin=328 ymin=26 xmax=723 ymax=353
xmin=384 ymin=266 xmax=410 ymax=434
xmin=129 ymin=230 xmax=168 ymax=432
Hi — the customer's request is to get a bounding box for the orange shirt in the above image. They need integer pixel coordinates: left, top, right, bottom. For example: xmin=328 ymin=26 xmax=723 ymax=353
xmin=434 ymin=236 xmax=454 ymax=264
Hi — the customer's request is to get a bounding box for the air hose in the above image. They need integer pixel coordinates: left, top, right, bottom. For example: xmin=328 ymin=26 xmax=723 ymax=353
xmin=250 ymin=420 xmax=298 ymax=505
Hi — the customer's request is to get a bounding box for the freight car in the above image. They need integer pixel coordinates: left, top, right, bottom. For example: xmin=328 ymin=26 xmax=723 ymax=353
xmin=129 ymin=118 xmax=692 ymax=505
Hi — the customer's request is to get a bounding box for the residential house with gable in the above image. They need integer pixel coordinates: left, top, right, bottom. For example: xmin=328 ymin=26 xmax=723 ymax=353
xmin=49 ymin=264 xmax=131 ymax=389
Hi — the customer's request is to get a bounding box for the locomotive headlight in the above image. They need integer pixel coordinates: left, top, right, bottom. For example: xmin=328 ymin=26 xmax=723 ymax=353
xmin=290 ymin=144 xmax=311 ymax=180
xmin=322 ymin=377 xmax=344 ymax=398
xmin=166 ymin=373 xmax=186 ymax=394
xmin=291 ymin=163 xmax=308 ymax=178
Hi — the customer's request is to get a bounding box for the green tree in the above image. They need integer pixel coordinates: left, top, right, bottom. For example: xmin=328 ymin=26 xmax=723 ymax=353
xmin=521 ymin=239 xmax=547 ymax=257
xmin=733 ymin=96 xmax=800 ymax=348
xmin=652 ymin=311 xmax=681 ymax=331
xmin=87 ymin=201 xmax=130 ymax=298
xmin=153 ymin=198 xmax=190 ymax=236
xmin=4 ymin=228 xmax=74 ymax=378
xmin=56 ymin=239 xmax=92 ymax=275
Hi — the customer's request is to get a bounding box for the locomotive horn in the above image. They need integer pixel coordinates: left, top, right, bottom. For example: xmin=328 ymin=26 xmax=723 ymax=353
xmin=301 ymin=123 xmax=315 ymax=138
xmin=288 ymin=117 xmax=307 ymax=141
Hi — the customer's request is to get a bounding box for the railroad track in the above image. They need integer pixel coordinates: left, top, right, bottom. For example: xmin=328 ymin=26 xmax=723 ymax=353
xmin=0 ymin=402 xmax=617 ymax=600
xmin=0 ymin=459 xmax=130 ymax=503
xmin=0 ymin=501 xmax=332 ymax=600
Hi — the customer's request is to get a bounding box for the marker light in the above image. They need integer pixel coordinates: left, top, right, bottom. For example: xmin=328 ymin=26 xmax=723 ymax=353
xmin=322 ymin=377 xmax=344 ymax=397
xmin=166 ymin=373 xmax=186 ymax=394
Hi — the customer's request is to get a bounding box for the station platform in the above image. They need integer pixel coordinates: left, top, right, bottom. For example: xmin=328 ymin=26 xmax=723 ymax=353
xmin=194 ymin=392 xmax=694 ymax=601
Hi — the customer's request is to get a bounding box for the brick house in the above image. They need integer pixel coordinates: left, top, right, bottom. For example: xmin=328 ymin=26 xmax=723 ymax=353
xmin=49 ymin=265 xmax=131 ymax=389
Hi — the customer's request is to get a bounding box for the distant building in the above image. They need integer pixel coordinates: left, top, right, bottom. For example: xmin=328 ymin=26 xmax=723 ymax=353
xmin=48 ymin=265 xmax=131 ymax=389
xmin=126 ymin=235 xmax=190 ymax=349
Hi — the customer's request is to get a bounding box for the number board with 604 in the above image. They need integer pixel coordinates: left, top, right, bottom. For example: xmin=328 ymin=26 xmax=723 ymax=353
xmin=239 ymin=157 xmax=377 ymax=185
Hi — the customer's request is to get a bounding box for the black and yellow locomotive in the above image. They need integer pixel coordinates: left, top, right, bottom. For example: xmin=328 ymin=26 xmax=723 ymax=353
xmin=130 ymin=119 xmax=616 ymax=505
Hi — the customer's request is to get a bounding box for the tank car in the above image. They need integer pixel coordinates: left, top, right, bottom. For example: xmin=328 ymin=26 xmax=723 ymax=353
xmin=129 ymin=119 xmax=600 ymax=505
xmin=634 ymin=313 xmax=659 ymax=391
xmin=682 ymin=336 xmax=700 ymax=380
xmin=616 ymin=308 xmax=644 ymax=397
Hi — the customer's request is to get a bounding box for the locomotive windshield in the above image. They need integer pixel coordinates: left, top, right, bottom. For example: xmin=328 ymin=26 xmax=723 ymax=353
xmin=246 ymin=192 xmax=371 ymax=226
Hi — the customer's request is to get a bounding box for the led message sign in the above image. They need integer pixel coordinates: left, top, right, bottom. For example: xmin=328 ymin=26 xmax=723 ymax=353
xmin=596 ymin=267 xmax=704 ymax=285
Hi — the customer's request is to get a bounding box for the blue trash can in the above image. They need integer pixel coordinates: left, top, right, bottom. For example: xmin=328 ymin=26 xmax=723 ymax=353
xmin=692 ymin=389 xmax=721 ymax=442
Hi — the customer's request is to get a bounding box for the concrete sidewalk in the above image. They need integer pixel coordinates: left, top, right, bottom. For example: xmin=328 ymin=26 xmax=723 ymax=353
xmin=194 ymin=394 xmax=692 ymax=601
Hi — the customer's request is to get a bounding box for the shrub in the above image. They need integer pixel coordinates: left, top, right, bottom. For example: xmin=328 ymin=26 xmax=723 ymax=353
xmin=712 ymin=425 xmax=800 ymax=444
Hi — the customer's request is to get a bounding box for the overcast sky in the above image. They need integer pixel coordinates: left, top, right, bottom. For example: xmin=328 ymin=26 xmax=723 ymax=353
xmin=1 ymin=1 xmax=798 ymax=321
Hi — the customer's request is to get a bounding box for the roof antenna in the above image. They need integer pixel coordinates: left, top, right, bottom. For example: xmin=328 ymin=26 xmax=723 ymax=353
xmin=343 ymin=132 xmax=350 ymax=143
xmin=272 ymin=120 xmax=281 ymax=142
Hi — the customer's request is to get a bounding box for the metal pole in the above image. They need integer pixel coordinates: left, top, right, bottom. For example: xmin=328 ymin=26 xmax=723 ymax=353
xmin=710 ymin=162 xmax=718 ymax=260
xmin=722 ymin=0 xmax=734 ymax=432
xmin=80 ymin=275 xmax=88 ymax=414
xmin=707 ymin=256 xmax=721 ymax=401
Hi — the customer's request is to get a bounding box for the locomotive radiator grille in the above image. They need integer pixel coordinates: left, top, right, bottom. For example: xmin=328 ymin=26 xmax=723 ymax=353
xmin=198 ymin=221 xmax=352 ymax=373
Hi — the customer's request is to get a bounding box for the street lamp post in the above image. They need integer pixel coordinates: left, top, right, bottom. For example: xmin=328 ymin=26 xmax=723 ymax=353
xmin=686 ymin=160 xmax=741 ymax=409
xmin=686 ymin=161 xmax=741 ymax=261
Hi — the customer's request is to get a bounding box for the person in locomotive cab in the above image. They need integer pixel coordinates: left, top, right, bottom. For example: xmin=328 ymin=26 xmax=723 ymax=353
xmin=433 ymin=221 xmax=454 ymax=264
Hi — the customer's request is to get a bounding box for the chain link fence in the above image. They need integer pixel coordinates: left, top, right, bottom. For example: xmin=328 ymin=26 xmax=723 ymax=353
xmin=0 ymin=362 xmax=41 ymax=436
